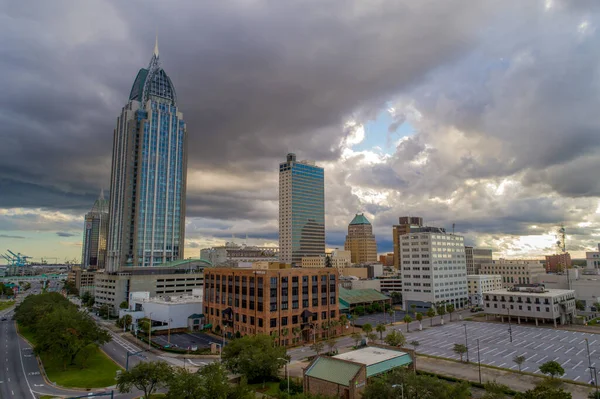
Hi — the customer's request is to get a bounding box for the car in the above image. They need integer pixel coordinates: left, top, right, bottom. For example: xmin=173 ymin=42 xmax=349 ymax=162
xmin=470 ymin=307 xmax=483 ymax=313
xmin=1 ymin=318 xmax=7 ymax=321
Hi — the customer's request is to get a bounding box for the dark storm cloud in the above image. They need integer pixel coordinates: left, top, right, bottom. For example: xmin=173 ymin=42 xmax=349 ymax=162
xmin=0 ymin=234 xmax=25 ymax=239
xmin=0 ymin=0 xmax=498 ymax=212
xmin=56 ymin=232 xmax=76 ymax=237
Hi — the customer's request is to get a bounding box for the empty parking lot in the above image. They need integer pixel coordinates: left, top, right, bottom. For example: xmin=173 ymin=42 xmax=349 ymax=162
xmin=408 ymin=321 xmax=600 ymax=384
xmin=152 ymin=332 xmax=219 ymax=350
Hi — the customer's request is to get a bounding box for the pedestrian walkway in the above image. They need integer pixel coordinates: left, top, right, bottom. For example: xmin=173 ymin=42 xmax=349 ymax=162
xmin=417 ymin=356 xmax=593 ymax=399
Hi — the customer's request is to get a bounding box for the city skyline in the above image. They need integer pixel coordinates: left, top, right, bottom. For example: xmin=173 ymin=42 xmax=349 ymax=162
xmin=2 ymin=1 xmax=600 ymax=262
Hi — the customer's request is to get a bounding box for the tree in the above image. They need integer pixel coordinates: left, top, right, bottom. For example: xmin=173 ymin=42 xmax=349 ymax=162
xmin=355 ymin=306 xmax=365 ymax=316
xmin=138 ymin=318 xmax=151 ymax=335
xmin=514 ymin=383 xmax=572 ymax=399
xmin=221 ymin=334 xmax=287 ymax=383
xmin=446 ymin=304 xmax=455 ymax=321
xmin=311 ymin=341 xmax=324 ymax=355
xmin=123 ymin=314 xmax=133 ymax=331
xmin=453 ymin=344 xmax=468 ymax=362
xmin=387 ymin=309 xmax=394 ymax=325
xmin=99 ymin=304 xmax=110 ymax=318
xmin=80 ymin=291 xmax=92 ymax=306
xmin=362 ymin=323 xmax=373 ymax=338
xmin=575 ymin=300 xmax=585 ymax=311
xmin=351 ymin=332 xmax=362 ymax=347
xmin=119 ymin=301 xmax=128 ymax=309
xmin=376 ymin=323 xmax=386 ymax=341
xmin=117 ymin=360 xmax=172 ymax=399
xmin=410 ymin=340 xmax=420 ymax=351
xmin=513 ymin=355 xmax=526 ymax=373
xmin=539 ymin=361 xmax=564 ymax=379
xmin=403 ymin=315 xmax=412 ymax=332
xmin=166 ymin=367 xmax=205 ymax=399
xmin=416 ymin=312 xmax=423 ymax=328
xmin=482 ymin=381 xmax=510 ymax=399
xmin=292 ymin=327 xmax=301 ymax=344
xmin=427 ymin=307 xmax=436 ymax=326
xmin=367 ymin=332 xmax=378 ymax=342
xmin=339 ymin=314 xmax=348 ymax=329
xmin=326 ymin=338 xmax=338 ymax=354
xmin=589 ymin=392 xmax=600 ymax=399
xmin=437 ymin=304 xmax=447 ymax=322
xmin=63 ymin=280 xmax=79 ymax=296
xmin=384 ymin=330 xmax=406 ymax=347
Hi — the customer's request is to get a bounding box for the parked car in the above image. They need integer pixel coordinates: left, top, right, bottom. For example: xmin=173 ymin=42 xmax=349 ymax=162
xmin=470 ymin=307 xmax=483 ymax=313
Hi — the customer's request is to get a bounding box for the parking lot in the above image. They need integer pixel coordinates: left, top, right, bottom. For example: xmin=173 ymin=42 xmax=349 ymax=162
xmin=152 ymin=332 xmax=219 ymax=350
xmin=353 ymin=310 xmax=407 ymax=326
xmin=409 ymin=321 xmax=600 ymax=384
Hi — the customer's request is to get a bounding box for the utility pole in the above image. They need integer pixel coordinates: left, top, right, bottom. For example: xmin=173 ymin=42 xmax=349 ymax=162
xmin=477 ymin=339 xmax=482 ymax=384
xmin=148 ymin=312 xmax=153 ymax=351
xmin=463 ymin=324 xmax=469 ymax=362
xmin=586 ymin=338 xmax=594 ymax=384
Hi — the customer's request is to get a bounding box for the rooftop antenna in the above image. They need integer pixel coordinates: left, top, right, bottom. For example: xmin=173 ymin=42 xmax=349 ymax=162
xmin=452 ymin=223 xmax=455 ymax=234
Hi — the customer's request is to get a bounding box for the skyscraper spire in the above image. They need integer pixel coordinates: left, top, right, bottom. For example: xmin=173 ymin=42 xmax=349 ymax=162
xmin=153 ymin=33 xmax=159 ymax=57
xmin=99 ymin=188 xmax=104 ymax=200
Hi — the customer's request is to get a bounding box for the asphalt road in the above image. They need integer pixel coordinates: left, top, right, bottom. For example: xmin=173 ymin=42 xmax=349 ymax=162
xmin=408 ymin=321 xmax=600 ymax=384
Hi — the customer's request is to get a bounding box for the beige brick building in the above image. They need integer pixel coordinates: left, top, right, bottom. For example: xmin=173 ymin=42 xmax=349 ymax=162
xmin=480 ymin=260 xmax=546 ymax=288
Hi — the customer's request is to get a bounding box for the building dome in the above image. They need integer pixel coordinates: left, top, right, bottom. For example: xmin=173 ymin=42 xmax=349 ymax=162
xmin=349 ymin=213 xmax=371 ymax=225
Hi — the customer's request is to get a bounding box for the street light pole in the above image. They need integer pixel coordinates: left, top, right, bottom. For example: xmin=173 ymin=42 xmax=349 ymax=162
xmin=507 ymin=307 xmax=512 ymax=343
xmin=168 ymin=318 xmax=172 ymax=345
xmin=586 ymin=338 xmax=594 ymax=384
xmin=463 ymin=324 xmax=469 ymax=363
xmin=591 ymin=366 xmax=599 ymax=395
xmin=477 ymin=339 xmax=482 ymax=384
xmin=392 ymin=384 xmax=404 ymax=399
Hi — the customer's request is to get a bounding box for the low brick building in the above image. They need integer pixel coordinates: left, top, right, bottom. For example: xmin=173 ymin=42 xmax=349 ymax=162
xmin=304 ymin=345 xmax=413 ymax=398
xmin=203 ymin=267 xmax=340 ymax=346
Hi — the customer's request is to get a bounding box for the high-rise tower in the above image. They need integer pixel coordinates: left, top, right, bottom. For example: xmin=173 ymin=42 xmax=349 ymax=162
xmin=81 ymin=190 xmax=109 ymax=269
xmin=106 ymin=39 xmax=187 ymax=271
xmin=279 ymin=153 xmax=325 ymax=265
xmin=344 ymin=213 xmax=377 ymax=263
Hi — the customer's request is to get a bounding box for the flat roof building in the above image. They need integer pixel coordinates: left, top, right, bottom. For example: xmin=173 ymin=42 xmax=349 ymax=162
xmin=203 ymin=267 xmax=340 ymax=346
xmin=467 ymin=274 xmax=502 ymax=306
xmin=480 ymin=260 xmax=546 ymax=288
xmin=483 ymin=286 xmax=576 ymax=327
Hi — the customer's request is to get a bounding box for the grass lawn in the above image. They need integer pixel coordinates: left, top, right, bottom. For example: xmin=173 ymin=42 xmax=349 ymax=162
xmin=249 ymin=381 xmax=281 ymax=396
xmin=18 ymin=323 xmax=122 ymax=388
xmin=0 ymin=301 xmax=14 ymax=312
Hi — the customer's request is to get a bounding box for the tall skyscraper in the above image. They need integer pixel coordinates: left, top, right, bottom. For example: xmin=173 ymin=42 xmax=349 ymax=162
xmin=81 ymin=190 xmax=109 ymax=269
xmin=279 ymin=153 xmax=325 ymax=265
xmin=106 ymin=39 xmax=187 ymax=271
xmin=344 ymin=213 xmax=377 ymax=263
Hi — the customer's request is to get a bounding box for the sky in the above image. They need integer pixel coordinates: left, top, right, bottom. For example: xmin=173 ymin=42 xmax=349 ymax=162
xmin=2 ymin=0 xmax=600 ymax=263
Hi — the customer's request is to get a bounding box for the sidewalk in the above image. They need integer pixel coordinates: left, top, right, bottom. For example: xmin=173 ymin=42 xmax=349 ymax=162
xmin=417 ymin=356 xmax=593 ymax=399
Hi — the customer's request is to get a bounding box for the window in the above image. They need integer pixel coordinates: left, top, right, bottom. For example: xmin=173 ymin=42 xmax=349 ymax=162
xmin=270 ymin=318 xmax=277 ymax=328
xmin=282 ymin=317 xmax=288 ymax=326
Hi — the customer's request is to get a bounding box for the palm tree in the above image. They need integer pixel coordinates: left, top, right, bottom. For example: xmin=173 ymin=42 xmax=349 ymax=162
xmin=513 ymin=355 xmax=526 ymax=373
xmin=453 ymin=344 xmax=467 ymax=362
xmin=416 ymin=312 xmax=423 ymax=330
xmin=123 ymin=314 xmax=132 ymax=331
xmin=292 ymin=327 xmax=301 ymax=344
xmin=387 ymin=309 xmax=394 ymax=325
xmin=410 ymin=304 xmax=417 ymax=318
xmin=403 ymin=315 xmax=412 ymax=332
xmin=447 ymin=304 xmax=455 ymax=322
xmin=351 ymin=332 xmax=362 ymax=347
xmin=362 ymin=323 xmax=373 ymax=340
xmin=375 ymin=323 xmax=386 ymax=341
xmin=436 ymin=303 xmax=447 ymax=323
xmin=427 ymin=307 xmax=436 ymax=327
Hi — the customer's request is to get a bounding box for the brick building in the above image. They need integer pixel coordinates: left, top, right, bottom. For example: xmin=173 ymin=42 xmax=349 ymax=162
xmin=545 ymin=253 xmax=572 ymax=273
xmin=203 ymin=267 xmax=340 ymax=346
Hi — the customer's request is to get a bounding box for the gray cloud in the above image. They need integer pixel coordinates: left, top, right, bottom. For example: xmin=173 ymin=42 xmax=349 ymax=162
xmin=0 ymin=234 xmax=25 ymax=239
xmin=56 ymin=232 xmax=77 ymax=238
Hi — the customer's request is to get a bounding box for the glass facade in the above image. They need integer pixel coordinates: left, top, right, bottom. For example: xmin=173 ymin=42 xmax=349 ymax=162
xmin=106 ymin=44 xmax=187 ymax=271
xmin=279 ymin=154 xmax=325 ymax=265
xmin=81 ymin=192 xmax=109 ymax=269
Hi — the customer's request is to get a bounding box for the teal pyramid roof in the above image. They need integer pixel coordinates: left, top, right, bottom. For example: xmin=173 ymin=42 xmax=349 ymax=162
xmin=349 ymin=213 xmax=371 ymax=225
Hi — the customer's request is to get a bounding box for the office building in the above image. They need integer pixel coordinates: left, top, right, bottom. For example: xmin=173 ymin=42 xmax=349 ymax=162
xmin=378 ymin=276 xmax=402 ymax=293
xmin=94 ymin=259 xmax=207 ymax=314
xmin=585 ymin=244 xmax=600 ymax=273
xmin=203 ymin=267 xmax=339 ymax=346
xmin=465 ymin=247 xmax=493 ymax=275
xmin=67 ymin=267 xmax=97 ymax=296
xmin=545 ymin=253 xmax=572 ymax=273
xmin=392 ymin=217 xmax=423 ymax=269
xmin=344 ymin=214 xmax=377 ymax=263
xmin=480 ymin=260 xmax=546 ymax=288
xmin=467 ymin=274 xmax=502 ymax=306
xmin=301 ymin=250 xmax=351 ymax=268
xmin=81 ymin=191 xmax=109 ymax=269
xmin=200 ymin=242 xmax=279 ymax=266
xmin=106 ymin=39 xmax=187 ymax=271
xmin=379 ymin=253 xmax=395 ymax=267
xmin=119 ymin=289 xmax=204 ymax=333
xmin=483 ymin=286 xmax=576 ymax=327
xmin=279 ymin=153 xmax=325 ymax=265
xmin=400 ymin=228 xmax=468 ymax=312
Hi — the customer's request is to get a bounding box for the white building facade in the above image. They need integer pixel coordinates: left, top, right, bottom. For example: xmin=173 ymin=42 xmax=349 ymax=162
xmin=483 ymin=286 xmax=576 ymax=327
xmin=480 ymin=260 xmax=546 ymax=288
xmin=586 ymin=244 xmax=600 ymax=274
xmin=467 ymin=274 xmax=502 ymax=306
xmin=400 ymin=229 xmax=468 ymax=312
